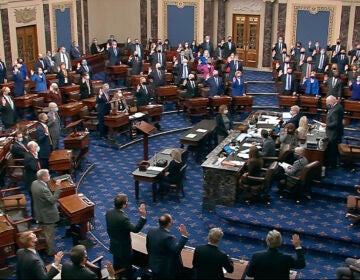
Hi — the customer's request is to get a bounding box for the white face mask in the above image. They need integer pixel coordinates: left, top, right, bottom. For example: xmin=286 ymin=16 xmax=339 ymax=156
xmin=224 ymin=110 xmax=228 ymax=114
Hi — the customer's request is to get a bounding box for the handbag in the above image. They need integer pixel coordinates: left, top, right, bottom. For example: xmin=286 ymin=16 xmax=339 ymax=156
xmin=156 ymin=159 xmax=168 ymax=167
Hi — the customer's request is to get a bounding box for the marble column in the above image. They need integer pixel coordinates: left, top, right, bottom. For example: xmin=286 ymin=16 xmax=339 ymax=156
xmin=277 ymin=3 xmax=287 ymax=38
xmin=1 ymin=8 xmax=11 ymax=69
xmin=140 ymin=0 xmax=147 ymax=46
xmin=43 ymin=3 xmax=51 ymax=52
xmin=217 ymin=0 xmax=225 ymax=42
xmin=151 ymin=0 xmax=158 ymax=40
xmin=352 ymin=6 xmax=360 ymax=46
xmin=83 ymin=0 xmax=89 ymax=53
xmin=262 ymin=0 xmax=274 ymax=68
xmin=76 ymin=0 xmax=83 ymax=50
xmin=204 ymin=0 xmax=214 ymax=40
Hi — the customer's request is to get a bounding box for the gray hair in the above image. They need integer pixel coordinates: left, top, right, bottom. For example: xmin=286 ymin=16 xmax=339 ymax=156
xmin=27 ymin=141 xmax=38 ymax=150
xmin=208 ymin=227 xmax=224 ymax=244
xmin=36 ymin=169 xmax=49 ymax=180
xmin=266 ymin=229 xmax=282 ymax=248
xmin=48 ymin=102 xmax=57 ymax=109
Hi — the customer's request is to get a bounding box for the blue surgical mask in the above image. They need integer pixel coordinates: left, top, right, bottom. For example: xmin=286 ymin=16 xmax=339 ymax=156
xmin=37 ymin=146 xmax=40 ymax=152
xmin=357 ymin=78 xmax=360 ymax=82
xmin=38 ymin=70 xmax=43 ymax=74
xmin=82 ymin=61 xmax=87 ymax=66
xmin=326 ymin=104 xmax=332 ymax=110
xmin=85 ymin=76 xmax=90 ymax=80
xmin=55 ymin=107 xmax=59 ymax=112
xmin=18 ymin=137 xmax=23 ymax=142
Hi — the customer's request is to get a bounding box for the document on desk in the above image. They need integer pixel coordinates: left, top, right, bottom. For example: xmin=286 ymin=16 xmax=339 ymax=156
xmin=242 ymin=143 xmax=253 ymax=147
xmin=147 ymin=166 xmax=165 ymax=172
xmin=279 ymin=162 xmax=292 ymax=169
xmin=161 ymin=148 xmax=173 ymax=155
xmin=229 ymin=160 xmax=244 ymax=166
xmin=237 ymin=153 xmax=249 ymax=159
xmin=239 ymin=148 xmax=249 ymax=154
xmin=262 ymin=115 xmax=278 ymax=120
xmin=186 ymin=133 xmax=197 ymax=138
xmin=282 ymin=112 xmax=292 ymax=119
xmin=196 ymin=128 xmax=207 ymax=133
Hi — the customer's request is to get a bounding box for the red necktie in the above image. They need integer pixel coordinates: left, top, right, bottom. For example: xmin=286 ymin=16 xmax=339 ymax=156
xmin=37 ymin=160 xmax=41 ymax=170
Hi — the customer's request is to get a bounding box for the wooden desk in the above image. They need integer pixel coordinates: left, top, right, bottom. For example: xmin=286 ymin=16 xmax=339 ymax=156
xmin=208 ymin=95 xmax=232 ymax=113
xmin=138 ymin=104 xmax=163 ymax=123
xmin=104 ymin=112 xmax=130 ymax=139
xmin=130 ymin=232 xmax=249 ymax=280
xmin=132 ymin=148 xmax=178 ymax=202
xmin=49 ymin=149 xmax=73 ymax=174
xmin=157 ymin=85 xmax=179 ymax=103
xmin=107 ymin=65 xmax=129 ymax=81
xmin=58 ymin=194 xmax=94 ymax=240
xmin=48 ymin=177 xmax=76 ymax=198
xmin=81 ymin=96 xmax=96 ymax=110
xmin=0 ymin=215 xmax=16 ymax=267
xmin=13 ymin=94 xmax=38 ymax=108
xmin=180 ymin=119 xmax=216 ymax=147
xmin=64 ymin=132 xmax=90 ymax=150
xmin=58 ymin=101 xmax=83 ymax=118
xmin=183 ymin=97 xmax=208 ymax=118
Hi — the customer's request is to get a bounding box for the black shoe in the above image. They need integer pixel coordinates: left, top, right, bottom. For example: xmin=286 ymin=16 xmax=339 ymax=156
xmin=154 ymin=123 xmax=161 ymax=131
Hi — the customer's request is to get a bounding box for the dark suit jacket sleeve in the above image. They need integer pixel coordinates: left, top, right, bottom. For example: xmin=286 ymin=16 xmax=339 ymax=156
xmin=327 ymin=105 xmax=343 ymax=130
xmin=24 ymin=252 xmax=59 ymax=279
xmin=123 ymin=215 xmax=146 ymax=233
xmin=290 ymin=248 xmax=306 ymax=269
xmin=165 ymin=235 xmax=188 ymax=255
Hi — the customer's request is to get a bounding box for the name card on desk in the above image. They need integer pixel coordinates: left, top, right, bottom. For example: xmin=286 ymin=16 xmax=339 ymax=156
xmin=196 ymin=128 xmax=207 ymax=133
xmin=186 ymin=133 xmax=197 ymax=138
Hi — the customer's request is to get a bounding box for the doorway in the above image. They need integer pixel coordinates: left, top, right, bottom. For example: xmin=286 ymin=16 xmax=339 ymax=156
xmin=16 ymin=25 xmax=38 ymax=73
xmin=233 ymin=15 xmax=260 ymax=68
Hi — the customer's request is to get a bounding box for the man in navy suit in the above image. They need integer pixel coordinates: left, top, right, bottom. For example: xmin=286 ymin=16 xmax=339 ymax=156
xmin=61 ymin=245 xmax=97 ymax=279
xmin=76 ymin=58 xmax=93 ymax=79
xmin=106 ymin=193 xmax=147 ymax=278
xmin=148 ymin=63 xmax=166 ymax=89
xmin=314 ymin=48 xmax=329 ymax=73
xmin=96 ymin=83 xmax=111 ymax=138
xmin=193 ymin=227 xmax=234 ymax=279
xmin=278 ymin=67 xmax=297 ymax=96
xmin=328 ymin=38 xmax=346 ymax=63
xmin=231 ymin=70 xmax=245 ymax=96
xmin=223 ymin=36 xmax=236 ymax=59
xmin=334 ymin=49 xmax=349 ymax=74
xmin=199 ymin=35 xmax=214 ymax=58
xmin=146 ymin=214 xmax=188 ymax=279
xmin=130 ymin=38 xmax=144 ymax=60
xmin=33 ymin=53 xmax=50 ymax=74
xmin=107 ymin=40 xmax=121 ymax=66
xmin=36 ymin=113 xmax=52 ymax=169
xmin=70 ymin=41 xmax=82 ymax=60
xmin=150 ymin=47 xmax=166 ymax=69
xmin=224 ymin=54 xmax=243 ymax=81
xmin=16 ymin=231 xmax=63 ymax=279
xmin=204 ymin=70 xmax=224 ymax=96
xmin=272 ymin=35 xmax=287 ymax=61
xmin=135 ymin=77 xmax=151 ymax=106
xmin=246 ymin=229 xmax=305 ymax=279
xmin=127 ymin=50 xmax=143 ymax=75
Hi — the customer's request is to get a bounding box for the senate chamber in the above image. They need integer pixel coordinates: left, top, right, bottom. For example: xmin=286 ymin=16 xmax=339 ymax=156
xmin=0 ymin=0 xmax=360 ymax=279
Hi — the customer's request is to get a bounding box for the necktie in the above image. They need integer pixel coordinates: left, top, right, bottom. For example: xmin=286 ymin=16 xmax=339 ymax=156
xmin=357 ymin=50 xmax=360 ymax=57
xmin=143 ymin=85 xmax=148 ymax=94
xmin=85 ymin=66 xmax=89 ymax=72
xmin=37 ymin=160 xmax=41 ymax=170
xmin=336 ymin=45 xmax=340 ymax=53
xmin=341 ymin=55 xmax=344 ymax=60
xmin=6 ymin=96 xmax=14 ymax=109
xmin=191 ymin=81 xmax=195 ymax=88
xmin=238 ymin=78 xmax=241 ymax=85
xmin=136 ymin=45 xmax=141 ymax=57
xmin=306 ymin=64 xmax=311 ymax=78
xmin=319 ymin=55 xmax=324 ymax=69
xmin=183 ymin=65 xmax=188 ymax=78
xmin=219 ymin=48 xmax=222 ymax=58
xmin=332 ymin=78 xmax=336 ymax=87
xmin=158 ymin=54 xmax=162 ymax=64
xmin=215 ymin=77 xmax=218 ymax=86
xmin=41 ymin=60 xmax=44 ymax=69
xmin=235 ymin=61 xmax=238 ymax=70
xmin=0 ymin=63 xmax=3 ymax=70
xmin=286 ymin=75 xmax=291 ymax=90
xmin=158 ymin=70 xmax=161 ymax=79
xmin=279 ymin=43 xmax=282 ymax=51
xmin=114 ymin=47 xmax=117 ymax=56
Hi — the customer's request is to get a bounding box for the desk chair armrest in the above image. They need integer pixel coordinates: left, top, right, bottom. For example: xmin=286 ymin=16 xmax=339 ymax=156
xmin=262 ymin=156 xmax=278 ymax=162
xmin=349 ymin=144 xmax=360 ymax=151
xmin=6 ymin=164 xmax=25 ymax=169
xmin=245 ymin=175 xmax=266 ymax=183
xmin=83 ymin=115 xmax=98 ymax=120
xmin=11 ymin=217 xmax=32 ymax=225
xmin=284 ymin=174 xmax=300 ymax=182
xmin=0 ymin=187 xmax=21 ymax=194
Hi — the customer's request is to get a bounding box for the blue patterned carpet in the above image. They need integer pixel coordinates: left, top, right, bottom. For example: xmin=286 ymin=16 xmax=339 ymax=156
xmin=3 ymin=70 xmax=360 ymax=279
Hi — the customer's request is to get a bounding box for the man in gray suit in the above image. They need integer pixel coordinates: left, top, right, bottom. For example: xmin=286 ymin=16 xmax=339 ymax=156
xmin=31 ymin=169 xmax=62 ymax=257
xmin=53 ymin=46 xmax=72 ymax=71
xmin=47 ymin=102 xmax=61 ymax=150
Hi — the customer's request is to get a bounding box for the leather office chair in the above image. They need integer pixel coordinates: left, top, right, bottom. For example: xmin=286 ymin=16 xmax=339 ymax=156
xmin=338 ymin=136 xmax=360 ymax=167
xmin=6 ymin=214 xmax=47 ymax=252
xmin=345 ymin=185 xmax=360 ymax=227
xmin=79 ymin=106 xmax=99 ymax=132
xmin=160 ymin=164 xmax=187 ymax=201
xmin=262 ymin=144 xmax=291 ymax=168
xmin=238 ymin=161 xmax=279 ymax=205
xmin=279 ymin=160 xmax=321 ymax=203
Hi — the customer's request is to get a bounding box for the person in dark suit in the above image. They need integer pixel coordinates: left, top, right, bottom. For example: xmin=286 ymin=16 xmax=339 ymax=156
xmin=334 ymin=49 xmax=349 ymax=74
xmin=36 ymin=113 xmax=52 ymax=169
xmin=322 ymin=95 xmax=344 ymax=168
xmin=272 ymin=35 xmax=287 ymax=61
xmin=0 ymin=56 xmax=7 ymax=84
xmin=214 ymin=40 xmax=225 ymax=70
xmin=12 ymin=63 xmax=25 ymax=97
xmin=148 ymin=63 xmax=166 ymax=89
xmin=11 ymin=130 xmax=29 ymax=159
xmin=348 ymin=43 xmax=360 ymax=65
xmin=299 ymin=56 xmax=316 ymax=80
xmin=346 ymin=64 xmax=359 ymax=83
xmin=173 ymin=58 xmax=191 ymax=85
xmin=323 ymin=71 xmax=343 ymax=99
xmin=57 ymin=62 xmax=73 ymax=87
xmin=314 ymin=48 xmax=329 ymax=73
xmin=79 ymin=73 xmax=93 ymax=99
xmin=0 ymin=86 xmax=17 ymax=128
xmin=106 ymin=193 xmax=147 ymax=278
xmin=16 ymin=231 xmax=63 ymax=280
xmin=33 ymin=53 xmax=50 ymax=74
xmin=216 ymin=105 xmax=234 ymax=143
xmin=130 ymin=38 xmax=144 ymax=60
xmin=24 ymin=141 xmax=41 ymax=217
xmin=258 ymin=129 xmax=276 ymax=157
xmin=336 ymin=257 xmax=360 ymax=279
xmin=70 ymin=41 xmax=82 ymax=60
xmin=204 ymin=70 xmax=225 ymax=96
xmin=159 ymin=149 xmax=184 ymax=193
xmin=135 ymin=77 xmax=151 ymax=106
xmin=199 ymin=35 xmax=214 ymax=58
xmin=47 ymin=102 xmax=61 ymax=150
xmin=96 ymin=83 xmax=111 ymax=138
xmin=327 ymin=38 xmax=346 ymax=63
xmin=278 ymin=67 xmax=298 ymax=95
xmin=61 ymin=245 xmax=97 ymax=279
xmin=107 ymin=40 xmax=121 ymax=66
xmin=193 ymin=227 xmax=234 ymax=279
xmin=293 ymin=47 xmax=308 ymax=68
xmin=76 ymin=58 xmax=93 ymax=79
xmin=150 ymin=47 xmax=166 ymax=69
xmin=180 ymin=73 xmax=199 ymax=99
xmin=224 ymin=54 xmax=243 ymax=81
xmin=127 ymin=50 xmax=143 ymax=75
xmin=44 ymin=51 xmax=56 ymax=74
xmin=90 ymin=38 xmax=104 ymax=54
xmin=246 ymin=229 xmax=305 ymax=279
xmin=146 ymin=213 xmax=188 ymax=279
xmin=275 ymin=55 xmax=292 ymax=74
xmin=223 ymin=36 xmax=236 ymax=59
xmin=231 ymin=70 xmax=245 ymax=96
xmin=31 ymin=169 xmax=62 ymax=257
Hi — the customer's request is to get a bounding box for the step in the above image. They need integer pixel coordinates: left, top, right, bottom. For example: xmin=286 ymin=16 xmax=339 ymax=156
xmin=203 ymin=208 xmax=360 ymax=259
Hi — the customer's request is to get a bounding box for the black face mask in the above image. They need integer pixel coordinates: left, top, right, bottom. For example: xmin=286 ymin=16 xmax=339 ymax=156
xmin=282 ymin=51 xmax=286 ymax=54
xmin=135 ymin=43 xmax=139 ymax=45
xmin=157 ymin=50 xmax=161 ymax=53
xmin=310 ymin=75 xmax=315 ymax=78
xmin=134 ymin=54 xmax=138 ymax=57
xmin=158 ymin=42 xmax=162 ymax=45
xmin=300 ymin=51 xmax=305 ymax=54
xmin=337 ymin=41 xmax=340 ymax=45
xmin=228 ymin=39 xmax=231 ymax=42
